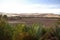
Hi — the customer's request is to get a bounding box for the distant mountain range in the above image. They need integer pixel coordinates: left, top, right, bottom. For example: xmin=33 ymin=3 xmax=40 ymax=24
xmin=0 ymin=12 xmax=60 ymax=18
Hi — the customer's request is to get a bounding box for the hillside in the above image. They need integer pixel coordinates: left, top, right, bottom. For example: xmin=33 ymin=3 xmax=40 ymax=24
xmin=0 ymin=12 xmax=60 ymax=18
xmin=0 ymin=12 xmax=60 ymax=27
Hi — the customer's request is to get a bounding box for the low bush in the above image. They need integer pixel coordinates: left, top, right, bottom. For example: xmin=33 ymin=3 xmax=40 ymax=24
xmin=0 ymin=15 xmax=60 ymax=40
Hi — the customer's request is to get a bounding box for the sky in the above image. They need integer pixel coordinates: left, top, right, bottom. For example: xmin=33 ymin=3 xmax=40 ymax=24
xmin=0 ymin=0 xmax=60 ymax=14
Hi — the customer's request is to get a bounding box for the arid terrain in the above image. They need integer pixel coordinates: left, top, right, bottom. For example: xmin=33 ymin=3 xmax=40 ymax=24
xmin=0 ymin=12 xmax=60 ymax=27
xmin=3 ymin=13 xmax=59 ymax=27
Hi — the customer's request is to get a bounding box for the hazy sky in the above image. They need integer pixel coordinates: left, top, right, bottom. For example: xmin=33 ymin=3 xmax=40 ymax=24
xmin=0 ymin=0 xmax=60 ymax=14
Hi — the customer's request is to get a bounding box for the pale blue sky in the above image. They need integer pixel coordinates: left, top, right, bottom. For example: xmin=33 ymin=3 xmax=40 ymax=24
xmin=0 ymin=0 xmax=60 ymax=14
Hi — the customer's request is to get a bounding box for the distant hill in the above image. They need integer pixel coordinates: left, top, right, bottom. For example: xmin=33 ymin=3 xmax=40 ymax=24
xmin=0 ymin=12 xmax=60 ymax=18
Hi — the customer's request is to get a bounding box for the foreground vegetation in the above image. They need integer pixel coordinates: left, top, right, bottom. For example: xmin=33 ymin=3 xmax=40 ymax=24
xmin=0 ymin=15 xmax=60 ymax=40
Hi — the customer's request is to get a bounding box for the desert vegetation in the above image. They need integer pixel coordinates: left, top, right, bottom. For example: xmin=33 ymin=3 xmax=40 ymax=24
xmin=0 ymin=14 xmax=60 ymax=40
